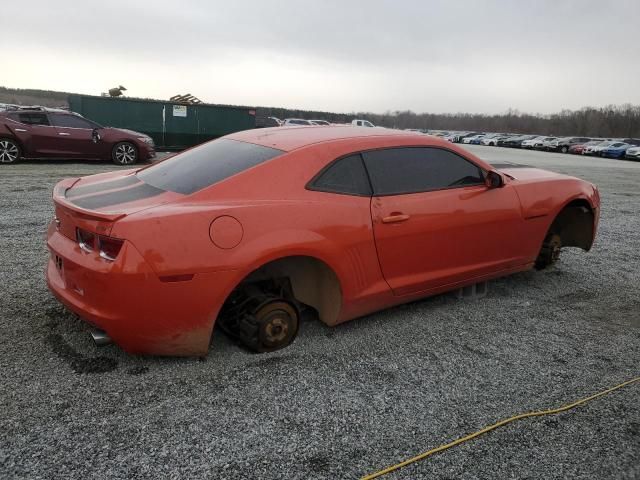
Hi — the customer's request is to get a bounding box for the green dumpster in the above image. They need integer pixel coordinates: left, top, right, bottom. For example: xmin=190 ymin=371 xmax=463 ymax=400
xmin=68 ymin=94 xmax=257 ymax=150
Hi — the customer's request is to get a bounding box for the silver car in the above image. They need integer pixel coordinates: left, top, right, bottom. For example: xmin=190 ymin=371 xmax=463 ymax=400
xmin=625 ymin=146 xmax=640 ymax=161
xmin=584 ymin=140 xmax=616 ymax=156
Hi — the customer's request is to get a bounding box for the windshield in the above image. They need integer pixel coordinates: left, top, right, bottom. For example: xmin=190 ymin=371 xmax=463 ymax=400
xmin=137 ymin=138 xmax=284 ymax=195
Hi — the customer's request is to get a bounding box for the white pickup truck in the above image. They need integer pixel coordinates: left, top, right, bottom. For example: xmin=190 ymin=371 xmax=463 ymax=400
xmin=351 ymin=119 xmax=375 ymax=127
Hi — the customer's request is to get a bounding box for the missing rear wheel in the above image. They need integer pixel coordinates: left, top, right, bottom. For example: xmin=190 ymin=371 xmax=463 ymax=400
xmin=218 ymin=281 xmax=299 ymax=352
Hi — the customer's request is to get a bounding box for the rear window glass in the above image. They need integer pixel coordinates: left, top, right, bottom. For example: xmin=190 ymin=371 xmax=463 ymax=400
xmin=137 ymin=138 xmax=284 ymax=194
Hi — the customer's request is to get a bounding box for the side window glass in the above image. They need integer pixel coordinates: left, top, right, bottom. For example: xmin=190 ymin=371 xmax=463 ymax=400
xmin=49 ymin=113 xmax=93 ymax=129
xmin=26 ymin=113 xmax=50 ymax=126
xmin=362 ymin=147 xmax=484 ymax=196
xmin=310 ymin=154 xmax=372 ymax=196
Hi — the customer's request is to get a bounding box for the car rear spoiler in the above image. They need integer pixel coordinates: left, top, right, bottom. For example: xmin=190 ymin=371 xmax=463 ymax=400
xmin=52 ymin=178 xmax=126 ymax=222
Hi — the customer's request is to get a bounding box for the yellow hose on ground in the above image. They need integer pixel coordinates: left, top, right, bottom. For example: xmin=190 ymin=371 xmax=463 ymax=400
xmin=361 ymin=376 xmax=640 ymax=480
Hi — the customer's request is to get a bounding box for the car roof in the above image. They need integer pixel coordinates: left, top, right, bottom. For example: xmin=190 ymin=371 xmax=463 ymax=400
xmin=1 ymin=108 xmax=73 ymax=117
xmin=228 ymin=125 xmax=416 ymax=152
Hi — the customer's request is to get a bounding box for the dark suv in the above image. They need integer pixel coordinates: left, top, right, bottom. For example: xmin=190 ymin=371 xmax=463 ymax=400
xmin=0 ymin=109 xmax=155 ymax=165
xmin=548 ymin=137 xmax=592 ymax=153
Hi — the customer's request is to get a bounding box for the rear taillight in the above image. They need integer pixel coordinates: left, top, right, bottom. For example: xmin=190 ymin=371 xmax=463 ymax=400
xmin=98 ymin=236 xmax=124 ymax=262
xmin=76 ymin=228 xmax=96 ymax=253
xmin=76 ymin=228 xmax=124 ymax=261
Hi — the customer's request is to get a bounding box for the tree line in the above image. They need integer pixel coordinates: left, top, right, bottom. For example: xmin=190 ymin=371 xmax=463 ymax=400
xmin=258 ymin=104 xmax=640 ymax=138
xmin=3 ymin=86 xmax=639 ymax=138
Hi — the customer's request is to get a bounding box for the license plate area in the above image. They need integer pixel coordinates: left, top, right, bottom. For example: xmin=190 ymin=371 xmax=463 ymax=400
xmin=54 ymin=254 xmax=64 ymax=273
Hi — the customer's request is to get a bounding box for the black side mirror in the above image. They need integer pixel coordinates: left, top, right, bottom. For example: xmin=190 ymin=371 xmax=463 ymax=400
xmin=485 ymin=170 xmax=504 ymax=188
xmin=92 ymin=128 xmax=101 ymax=143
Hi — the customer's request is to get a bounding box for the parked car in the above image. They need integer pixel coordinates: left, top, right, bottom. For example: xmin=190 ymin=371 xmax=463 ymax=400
xmin=624 ymin=146 xmax=640 ymax=161
xmin=283 ymin=118 xmax=313 ymax=126
xmin=428 ymin=130 xmax=449 ymax=137
xmin=548 ymin=137 xmax=592 ymax=153
xmin=455 ymin=132 xmax=479 ymax=143
xmin=497 ymin=136 xmax=514 ymax=147
xmin=619 ymin=138 xmax=640 ymax=146
xmin=600 ymin=142 xmax=633 ymax=159
xmin=351 ymin=119 xmax=375 ymax=127
xmin=482 ymin=135 xmax=511 ymax=146
xmin=477 ymin=134 xmax=505 ymax=144
xmin=584 ymin=140 xmax=617 ymax=156
xmin=444 ymin=132 xmax=463 ymax=142
xmin=532 ymin=137 xmax=557 ymax=150
xmin=569 ymin=140 xmax=601 ymax=155
xmin=0 ymin=108 xmax=155 ymax=165
xmin=46 ymin=127 xmax=600 ymax=356
xmin=521 ymin=136 xmax=548 ymax=149
xmin=462 ymin=134 xmax=486 ymax=144
xmin=256 ymin=116 xmax=283 ymax=128
xmin=309 ymin=120 xmax=331 ymax=126
xmin=502 ymin=135 xmax=538 ymax=148
xmin=538 ymin=137 xmax=559 ymax=150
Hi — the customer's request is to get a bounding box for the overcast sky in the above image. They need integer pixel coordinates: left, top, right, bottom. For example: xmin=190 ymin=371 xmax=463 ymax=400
xmin=2 ymin=0 xmax=639 ymax=115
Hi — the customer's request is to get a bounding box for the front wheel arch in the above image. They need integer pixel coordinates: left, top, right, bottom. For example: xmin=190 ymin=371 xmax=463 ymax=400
xmin=535 ymin=199 xmax=595 ymax=269
xmin=551 ymin=199 xmax=595 ymax=251
xmin=111 ymin=141 xmax=138 ymax=165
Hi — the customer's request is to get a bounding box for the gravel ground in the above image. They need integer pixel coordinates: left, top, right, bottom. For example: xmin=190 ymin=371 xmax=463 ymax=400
xmin=1 ymin=147 xmax=639 ymax=480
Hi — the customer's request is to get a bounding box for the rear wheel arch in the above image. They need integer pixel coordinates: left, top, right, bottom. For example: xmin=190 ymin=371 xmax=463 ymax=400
xmin=222 ymin=255 xmax=343 ymax=327
xmin=0 ymin=136 xmax=22 ymax=163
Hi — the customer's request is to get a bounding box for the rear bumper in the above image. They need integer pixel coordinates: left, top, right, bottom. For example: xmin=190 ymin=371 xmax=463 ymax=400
xmin=46 ymin=222 xmax=237 ymax=356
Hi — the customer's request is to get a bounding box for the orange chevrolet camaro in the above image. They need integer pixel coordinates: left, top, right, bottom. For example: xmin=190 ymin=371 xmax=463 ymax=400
xmin=47 ymin=126 xmax=600 ymax=356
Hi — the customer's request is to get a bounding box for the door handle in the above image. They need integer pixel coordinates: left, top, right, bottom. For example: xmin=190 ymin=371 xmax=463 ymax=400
xmin=382 ymin=213 xmax=410 ymax=224
xmin=15 ymin=128 xmax=27 ymax=132
xmin=58 ymin=132 xmax=71 ymax=136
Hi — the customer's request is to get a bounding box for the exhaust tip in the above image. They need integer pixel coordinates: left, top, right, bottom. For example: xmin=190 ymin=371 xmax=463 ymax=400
xmin=90 ymin=329 xmax=112 ymax=346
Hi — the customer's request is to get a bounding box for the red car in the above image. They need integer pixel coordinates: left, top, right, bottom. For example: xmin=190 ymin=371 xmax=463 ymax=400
xmin=46 ymin=126 xmax=600 ymax=356
xmin=569 ymin=140 xmax=601 ymax=155
xmin=0 ymin=109 xmax=155 ymax=165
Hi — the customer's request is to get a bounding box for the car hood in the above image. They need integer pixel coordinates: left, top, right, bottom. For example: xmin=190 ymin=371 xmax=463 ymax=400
xmin=491 ymin=163 xmax=566 ymax=182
